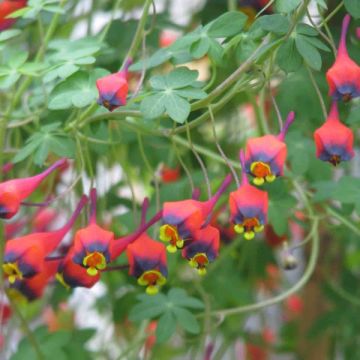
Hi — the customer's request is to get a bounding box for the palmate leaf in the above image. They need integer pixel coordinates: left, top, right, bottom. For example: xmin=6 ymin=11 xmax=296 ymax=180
xmin=129 ymin=288 xmax=204 ymax=343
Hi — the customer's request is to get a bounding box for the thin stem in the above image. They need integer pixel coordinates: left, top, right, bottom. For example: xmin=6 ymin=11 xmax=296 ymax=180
xmin=6 ymin=290 xmax=45 ymax=360
xmin=185 ymin=120 xmax=211 ymax=198
xmin=325 ymin=205 xmax=360 ymax=236
xmin=319 ymin=1 xmax=344 ymax=28
xmin=208 ymin=217 xmax=319 ymax=318
xmin=327 ymin=280 xmax=360 ymax=306
xmin=171 ymin=136 xmax=195 ymax=194
xmin=306 ymin=8 xmax=337 ymax=57
xmin=208 ymin=105 xmax=240 ymax=187
xmin=305 ymin=64 xmax=327 ymax=120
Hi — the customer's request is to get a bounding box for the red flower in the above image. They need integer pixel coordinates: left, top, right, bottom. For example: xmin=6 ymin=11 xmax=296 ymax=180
xmin=3 ymin=195 xmax=88 ymax=284
xmin=314 ymin=101 xmax=354 ymax=165
xmin=159 ymin=174 xmax=232 ymax=253
xmin=127 ymin=234 xmax=167 ymax=295
xmin=244 ymin=112 xmax=295 ymax=185
xmin=71 ymin=188 xmax=115 ymax=276
xmin=182 ymin=225 xmax=220 ymax=275
xmin=0 ymin=0 xmax=27 ymax=31
xmin=229 ymin=151 xmax=268 ymax=240
xmin=326 ymin=15 xmax=360 ymax=102
xmin=96 ymin=59 xmax=131 ymax=111
xmin=160 ymin=164 xmax=180 ymax=183
xmin=57 ymin=200 xmax=163 ymax=289
xmin=9 ymin=259 xmax=60 ymax=302
xmin=32 ymin=208 xmax=57 ymax=232
xmin=0 ymin=158 xmax=66 ymax=219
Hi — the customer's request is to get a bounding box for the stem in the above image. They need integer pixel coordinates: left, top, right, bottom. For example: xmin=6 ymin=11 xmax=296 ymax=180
xmin=6 ymin=290 xmax=45 ymax=360
xmin=319 ymin=1 xmax=344 ymax=29
xmin=125 ymin=0 xmax=153 ymax=62
xmin=305 ymin=64 xmax=327 ymax=120
xmin=209 ymin=217 xmax=319 ymax=318
xmin=325 ymin=205 xmax=360 ymax=236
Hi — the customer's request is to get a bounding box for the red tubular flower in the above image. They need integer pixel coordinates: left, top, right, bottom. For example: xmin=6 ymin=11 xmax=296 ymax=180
xmin=159 ymin=174 xmax=232 ymax=253
xmin=5 ymin=218 xmax=27 ymax=239
xmin=0 ymin=0 xmax=27 ymax=31
xmin=71 ymin=188 xmax=115 ymax=276
xmin=32 ymin=208 xmax=57 ymax=232
xmin=314 ymin=101 xmax=354 ymax=165
xmin=96 ymin=59 xmax=131 ymax=111
xmin=229 ymin=151 xmax=268 ymax=240
xmin=9 ymin=259 xmax=60 ymax=302
xmin=326 ymin=15 xmax=360 ymax=102
xmin=0 ymin=158 xmax=66 ymax=219
xmin=3 ymin=195 xmax=88 ymax=284
xmin=244 ymin=111 xmax=295 ymax=186
xmin=160 ymin=165 xmax=180 ymax=183
xmin=56 ymin=252 xmax=100 ymax=289
xmin=182 ymin=225 xmax=220 ymax=275
xmin=57 ymin=200 xmax=163 ymax=289
xmin=127 ymin=234 xmax=167 ymax=295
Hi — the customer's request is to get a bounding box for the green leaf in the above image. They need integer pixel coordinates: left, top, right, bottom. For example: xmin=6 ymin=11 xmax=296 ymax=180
xmin=276 ymin=38 xmax=302 ymax=73
xmin=166 ymin=67 xmax=199 ymax=89
xmin=190 ymin=37 xmax=210 ymax=59
xmin=258 ymin=14 xmax=290 ymax=35
xmin=172 ymin=307 xmax=200 ymax=334
xmin=129 ymin=48 xmax=172 ymax=71
xmin=207 ymin=11 xmax=247 ymax=38
xmin=296 ymin=23 xmax=318 ymax=36
xmin=275 ymin=0 xmax=301 ymax=13
xmin=301 ymin=36 xmax=330 ymax=52
xmin=174 ymin=87 xmax=207 ymax=99
xmin=208 ymin=38 xmax=224 ymax=64
xmin=168 ymin=288 xmax=204 ymax=309
xmin=129 ymin=294 xmax=167 ymax=321
xmin=315 ymin=0 xmax=327 ymax=9
xmin=295 ymin=36 xmax=322 ymax=70
xmin=312 ymin=181 xmax=337 ymax=202
xmin=140 ymin=93 xmax=166 ymax=119
xmin=344 ymin=0 xmax=360 ymax=18
xmin=156 ymin=312 xmax=177 ymax=343
xmin=0 ymin=29 xmax=21 ymax=42
xmin=163 ymin=93 xmax=191 ymax=123
xmin=48 ymin=69 xmax=108 ymax=110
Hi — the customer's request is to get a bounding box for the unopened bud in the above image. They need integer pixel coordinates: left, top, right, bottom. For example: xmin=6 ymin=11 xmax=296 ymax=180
xmin=282 ymin=253 xmax=298 ymax=270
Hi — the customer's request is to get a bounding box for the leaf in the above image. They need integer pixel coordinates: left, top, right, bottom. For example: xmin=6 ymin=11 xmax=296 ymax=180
xmin=172 ymin=307 xmax=200 ymax=334
xmin=0 ymin=29 xmax=21 ymax=42
xmin=275 ymin=0 xmax=301 ymax=13
xmin=276 ymin=38 xmax=302 ymax=73
xmin=207 ymin=11 xmax=247 ymax=38
xmin=296 ymin=23 xmax=318 ymax=36
xmin=168 ymin=288 xmax=204 ymax=309
xmin=163 ymin=93 xmax=191 ymax=123
xmin=301 ymin=36 xmax=330 ymax=52
xmin=295 ymin=36 xmax=322 ymax=70
xmin=129 ymin=294 xmax=167 ymax=322
xmin=156 ymin=312 xmax=176 ymax=343
xmin=344 ymin=0 xmax=360 ymax=18
xmin=174 ymin=87 xmax=207 ymax=99
xmin=312 ymin=181 xmax=337 ymax=202
xmin=48 ymin=69 xmax=108 ymax=110
xmin=258 ymin=14 xmax=290 ymax=35
xmin=129 ymin=48 xmax=172 ymax=71
xmin=166 ymin=67 xmax=199 ymax=89
xmin=140 ymin=93 xmax=166 ymax=119
xmin=190 ymin=37 xmax=210 ymax=59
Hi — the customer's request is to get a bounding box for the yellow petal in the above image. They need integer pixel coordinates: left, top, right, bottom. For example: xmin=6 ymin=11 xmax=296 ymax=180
xmin=244 ymin=231 xmax=255 ymax=240
xmin=198 ymin=268 xmax=207 ymax=276
xmin=146 ymin=285 xmax=159 ymax=295
xmin=159 ymin=224 xmax=170 ymax=242
xmin=176 ymin=239 xmax=184 ymax=248
xmin=254 ymin=225 xmax=264 ymax=233
xmin=8 ymin=275 xmax=16 ymax=284
xmin=166 ymin=244 xmax=177 ymax=253
xmin=253 ymin=177 xmax=265 ymax=186
xmin=265 ymin=174 xmax=276 ymax=183
xmin=234 ymin=224 xmax=244 ymax=234
xmin=137 ymin=277 xmax=148 ymax=286
xmin=86 ymin=267 xmax=98 ymax=276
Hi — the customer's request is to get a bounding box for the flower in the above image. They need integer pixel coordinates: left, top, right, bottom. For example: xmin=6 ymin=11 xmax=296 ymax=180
xmin=3 ymin=195 xmax=88 ymax=284
xmin=71 ymin=189 xmax=115 ymax=276
xmin=96 ymin=59 xmax=131 ymax=111
xmin=0 ymin=158 xmax=66 ymax=219
xmin=326 ymin=14 xmax=360 ymax=102
xmin=314 ymin=101 xmax=354 ymax=165
xmin=160 ymin=174 xmax=232 ymax=253
xmin=244 ymin=111 xmax=295 ymax=185
xmin=229 ymin=151 xmax=268 ymax=240
xmin=0 ymin=0 xmax=27 ymax=32
xmin=127 ymin=234 xmax=167 ymax=295
xmin=9 ymin=259 xmax=60 ymax=302
xmin=182 ymin=225 xmax=220 ymax=275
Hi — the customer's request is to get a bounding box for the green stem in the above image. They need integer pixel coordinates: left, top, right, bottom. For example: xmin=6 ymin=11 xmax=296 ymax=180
xmin=325 ymin=205 xmax=360 ymax=236
xmin=319 ymin=1 xmax=344 ymax=28
xmin=6 ymin=290 xmax=45 ymax=360
xmin=209 ymin=217 xmax=319 ymax=318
